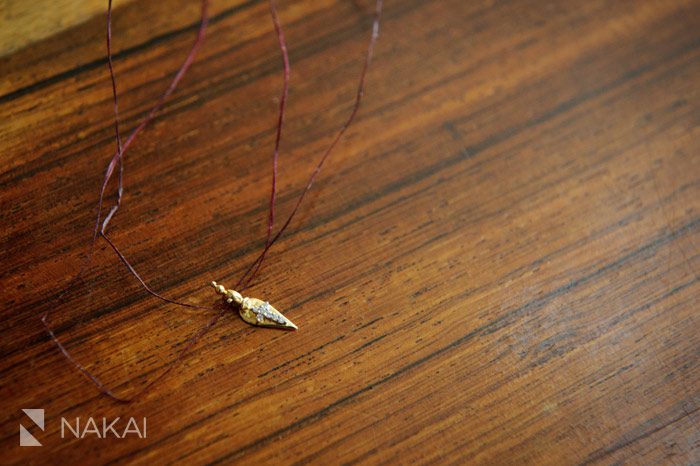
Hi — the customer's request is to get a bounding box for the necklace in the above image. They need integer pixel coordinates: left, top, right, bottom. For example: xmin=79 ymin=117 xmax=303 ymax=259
xmin=42 ymin=0 xmax=383 ymax=401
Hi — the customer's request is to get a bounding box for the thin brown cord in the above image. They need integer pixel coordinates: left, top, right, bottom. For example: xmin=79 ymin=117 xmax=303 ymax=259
xmin=42 ymin=0 xmax=212 ymax=402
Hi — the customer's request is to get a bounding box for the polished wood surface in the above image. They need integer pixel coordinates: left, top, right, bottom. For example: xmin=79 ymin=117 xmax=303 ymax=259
xmin=1 ymin=0 xmax=699 ymax=464
xmin=0 ymin=0 xmax=131 ymax=56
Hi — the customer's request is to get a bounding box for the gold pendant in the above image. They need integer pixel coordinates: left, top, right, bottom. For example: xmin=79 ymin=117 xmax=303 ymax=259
xmin=210 ymin=281 xmax=298 ymax=330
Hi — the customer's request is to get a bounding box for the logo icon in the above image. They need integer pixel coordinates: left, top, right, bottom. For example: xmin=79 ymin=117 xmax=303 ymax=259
xmin=19 ymin=409 xmax=44 ymax=447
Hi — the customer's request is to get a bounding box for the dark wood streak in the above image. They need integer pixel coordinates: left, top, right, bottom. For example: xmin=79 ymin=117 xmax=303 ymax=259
xmin=0 ymin=0 xmax=260 ymax=105
xmin=579 ymin=404 xmax=700 ymax=465
xmin=335 ymin=287 xmax=698 ymax=465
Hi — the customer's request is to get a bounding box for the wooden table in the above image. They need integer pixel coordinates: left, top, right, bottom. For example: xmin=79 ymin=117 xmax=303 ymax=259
xmin=2 ymin=0 xmax=698 ymax=464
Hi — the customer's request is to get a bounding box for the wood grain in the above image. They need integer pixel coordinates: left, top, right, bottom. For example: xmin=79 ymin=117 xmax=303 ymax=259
xmin=0 ymin=0 xmax=132 ymax=57
xmin=1 ymin=0 xmax=699 ymax=464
